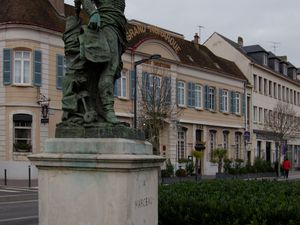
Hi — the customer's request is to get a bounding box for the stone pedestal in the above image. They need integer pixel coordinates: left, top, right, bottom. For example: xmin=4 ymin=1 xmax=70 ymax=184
xmin=29 ymin=138 xmax=165 ymax=225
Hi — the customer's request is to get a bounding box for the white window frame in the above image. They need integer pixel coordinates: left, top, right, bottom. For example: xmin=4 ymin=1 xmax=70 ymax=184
xmin=235 ymin=133 xmax=242 ymax=159
xmin=282 ymin=64 xmax=287 ymax=75
xmin=253 ymin=106 xmax=257 ymax=123
xmin=177 ymin=129 xmax=186 ymax=160
xmin=223 ymin=132 xmax=229 ymax=150
xmin=13 ymin=115 xmax=32 ymax=153
xmin=194 ymin=84 xmax=203 ymax=109
xmin=13 ymin=51 xmax=31 ymax=85
xmin=263 ymin=54 xmax=268 ymax=66
xmin=274 ymin=61 xmax=279 ymax=72
xmin=222 ymin=90 xmax=229 ymax=112
xmin=177 ymin=81 xmax=185 ymax=106
xmin=208 ymin=87 xmax=215 ymax=110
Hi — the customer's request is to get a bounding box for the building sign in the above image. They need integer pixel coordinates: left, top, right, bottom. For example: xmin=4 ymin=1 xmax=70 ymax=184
xmin=127 ymin=24 xmax=182 ymax=54
xmin=244 ymin=131 xmax=250 ymax=142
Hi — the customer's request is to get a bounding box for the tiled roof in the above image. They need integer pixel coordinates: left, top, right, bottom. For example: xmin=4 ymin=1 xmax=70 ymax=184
xmin=1 ymin=1 xmax=246 ymax=82
xmin=127 ymin=23 xmax=247 ymax=81
xmin=243 ymin=45 xmax=268 ymax=54
xmin=0 ymin=0 xmax=65 ymax=33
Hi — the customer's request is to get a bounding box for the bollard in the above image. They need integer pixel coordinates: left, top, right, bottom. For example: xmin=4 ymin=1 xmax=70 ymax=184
xmin=28 ymin=165 xmax=31 ymax=188
xmin=4 ymin=169 xmax=7 ymax=186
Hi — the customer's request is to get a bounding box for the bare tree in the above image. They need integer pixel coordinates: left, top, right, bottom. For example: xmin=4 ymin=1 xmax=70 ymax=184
xmin=137 ymin=68 xmax=180 ymax=155
xmin=264 ymin=101 xmax=300 ymax=175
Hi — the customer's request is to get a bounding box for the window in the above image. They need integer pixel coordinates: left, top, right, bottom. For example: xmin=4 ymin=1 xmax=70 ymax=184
xmin=268 ymin=81 xmax=272 ymax=97
xmin=194 ymin=84 xmax=203 ymax=108
xmin=282 ymin=86 xmax=285 ymax=101
xmin=263 ymin=78 xmax=267 ymax=95
xmin=177 ymin=81 xmax=185 ymax=106
xmin=258 ymin=107 xmax=263 ymax=124
xmin=14 ymin=51 xmax=31 ymax=84
xmin=273 ymin=82 xmax=277 ymax=99
xmin=235 ymin=133 xmax=242 ymax=159
xmin=282 ymin=64 xmax=287 ymax=75
xmin=208 ymin=87 xmax=216 ymax=110
xmin=298 ymin=92 xmax=300 ymax=106
xmin=263 ymin=54 xmax=268 ymax=66
xmin=223 ymin=131 xmax=229 ymax=150
xmin=56 ymin=54 xmax=65 ymax=89
xmin=294 ymin=91 xmax=297 ymax=105
xmin=221 ymin=90 xmax=229 ymax=112
xmin=258 ymin=77 xmax=262 ymax=93
xmin=253 ymin=106 xmax=257 ymax=123
xmin=13 ymin=114 xmax=32 ymax=153
xmin=274 ymin=61 xmax=279 ymax=72
xmin=253 ymin=74 xmax=257 ymax=92
xmin=177 ymin=128 xmax=186 ymax=160
xmin=264 ymin=109 xmax=268 ymax=124
xmin=278 ymin=84 xmax=281 ymax=100
xmin=114 ymin=71 xmax=127 ymax=98
xmin=235 ymin=93 xmax=241 ymax=114
xmin=209 ymin=131 xmax=216 ymax=160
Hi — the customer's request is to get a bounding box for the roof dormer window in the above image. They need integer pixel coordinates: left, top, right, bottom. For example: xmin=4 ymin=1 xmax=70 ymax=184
xmin=282 ymin=64 xmax=287 ymax=75
xmin=262 ymin=53 xmax=268 ymax=66
xmin=274 ymin=60 xmax=279 ymax=72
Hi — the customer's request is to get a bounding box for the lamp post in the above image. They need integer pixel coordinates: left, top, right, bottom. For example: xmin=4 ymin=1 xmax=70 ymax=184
xmin=133 ymin=54 xmax=161 ymax=129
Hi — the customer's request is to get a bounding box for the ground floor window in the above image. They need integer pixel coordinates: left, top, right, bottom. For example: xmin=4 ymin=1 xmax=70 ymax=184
xmin=235 ymin=132 xmax=242 ymax=159
xmin=13 ymin=114 xmax=32 ymax=152
xmin=209 ymin=130 xmax=216 ymax=160
xmin=177 ymin=128 xmax=187 ymax=160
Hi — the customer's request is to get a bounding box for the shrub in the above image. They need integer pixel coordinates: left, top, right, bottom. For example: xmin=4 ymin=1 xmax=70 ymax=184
xmin=159 ymin=180 xmax=300 ymax=225
xmin=175 ymin=168 xmax=187 ymax=177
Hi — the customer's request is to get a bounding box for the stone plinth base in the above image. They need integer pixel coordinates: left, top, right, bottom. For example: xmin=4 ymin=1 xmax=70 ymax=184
xmin=29 ymin=138 xmax=165 ymax=225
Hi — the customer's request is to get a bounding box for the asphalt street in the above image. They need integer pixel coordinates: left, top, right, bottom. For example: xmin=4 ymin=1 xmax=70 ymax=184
xmin=0 ymin=186 xmax=38 ymax=225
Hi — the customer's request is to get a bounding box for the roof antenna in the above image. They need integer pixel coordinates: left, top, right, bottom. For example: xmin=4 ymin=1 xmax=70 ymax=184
xmin=269 ymin=41 xmax=280 ymax=53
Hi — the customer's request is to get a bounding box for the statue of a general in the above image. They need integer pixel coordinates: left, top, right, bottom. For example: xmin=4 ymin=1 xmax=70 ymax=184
xmin=61 ymin=0 xmax=127 ymax=126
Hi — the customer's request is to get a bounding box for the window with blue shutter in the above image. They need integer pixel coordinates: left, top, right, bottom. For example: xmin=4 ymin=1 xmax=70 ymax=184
xmin=204 ymin=85 xmax=209 ymax=109
xmin=3 ymin=48 xmax=12 ymax=85
xmin=130 ymin=70 xmax=135 ymax=99
xmin=163 ymin=77 xmax=171 ymax=105
xmin=242 ymin=94 xmax=246 ymax=115
xmin=33 ymin=50 xmax=42 ymax=86
xmin=188 ymin=82 xmax=195 ymax=108
xmin=56 ymin=54 xmax=64 ymax=90
xmin=230 ymin=91 xmax=236 ymax=113
xmin=219 ymin=89 xmax=224 ymax=112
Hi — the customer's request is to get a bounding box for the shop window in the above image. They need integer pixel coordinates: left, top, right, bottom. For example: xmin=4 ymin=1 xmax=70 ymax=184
xmin=13 ymin=114 xmax=32 ymax=153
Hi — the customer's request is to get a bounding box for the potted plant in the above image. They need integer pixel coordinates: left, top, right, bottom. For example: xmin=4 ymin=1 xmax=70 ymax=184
xmin=194 ymin=141 xmax=206 ymax=151
xmin=211 ymin=148 xmax=227 ymax=177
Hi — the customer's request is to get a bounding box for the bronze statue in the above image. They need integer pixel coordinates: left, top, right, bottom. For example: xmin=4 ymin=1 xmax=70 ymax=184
xmin=61 ymin=0 xmax=127 ymax=126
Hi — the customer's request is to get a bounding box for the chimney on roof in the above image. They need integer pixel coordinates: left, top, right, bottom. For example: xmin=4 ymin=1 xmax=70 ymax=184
xmin=48 ymin=0 xmax=65 ymax=16
xmin=193 ymin=33 xmax=200 ymax=45
xmin=237 ymin=36 xmax=244 ymax=47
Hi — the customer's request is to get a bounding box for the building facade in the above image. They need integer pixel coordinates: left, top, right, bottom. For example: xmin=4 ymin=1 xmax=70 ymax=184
xmin=205 ymin=33 xmax=300 ymax=168
xmin=1 ymin=0 xmax=249 ymax=178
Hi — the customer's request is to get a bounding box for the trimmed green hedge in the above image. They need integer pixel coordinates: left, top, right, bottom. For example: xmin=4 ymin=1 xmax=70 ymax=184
xmin=159 ymin=180 xmax=300 ymax=225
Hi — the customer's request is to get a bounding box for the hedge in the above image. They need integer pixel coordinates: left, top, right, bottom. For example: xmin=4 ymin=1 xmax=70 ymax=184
xmin=159 ymin=180 xmax=300 ymax=225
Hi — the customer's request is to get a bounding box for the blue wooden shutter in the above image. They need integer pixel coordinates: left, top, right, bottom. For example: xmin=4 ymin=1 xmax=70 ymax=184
xmin=230 ymin=91 xmax=236 ymax=113
xmin=204 ymin=85 xmax=209 ymax=109
xmin=3 ymin=48 xmax=12 ymax=85
xmin=219 ymin=89 xmax=224 ymax=112
xmin=33 ymin=50 xmax=42 ymax=86
xmin=188 ymin=82 xmax=193 ymax=107
xmin=142 ymin=72 xmax=149 ymax=101
xmin=212 ymin=88 xmax=216 ymax=110
xmin=242 ymin=94 xmax=246 ymax=115
xmin=56 ymin=54 xmax=64 ymax=90
xmin=130 ymin=70 xmax=135 ymax=99
xmin=163 ymin=77 xmax=171 ymax=105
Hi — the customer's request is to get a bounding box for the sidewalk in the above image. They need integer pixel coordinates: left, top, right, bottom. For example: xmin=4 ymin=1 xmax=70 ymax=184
xmin=0 ymin=179 xmax=38 ymax=188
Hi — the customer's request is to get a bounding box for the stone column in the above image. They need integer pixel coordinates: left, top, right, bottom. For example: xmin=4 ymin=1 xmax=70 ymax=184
xmin=29 ymin=138 xmax=165 ymax=225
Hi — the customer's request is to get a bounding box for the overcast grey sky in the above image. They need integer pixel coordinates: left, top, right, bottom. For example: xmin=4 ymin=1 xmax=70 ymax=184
xmin=65 ymin=0 xmax=300 ymax=67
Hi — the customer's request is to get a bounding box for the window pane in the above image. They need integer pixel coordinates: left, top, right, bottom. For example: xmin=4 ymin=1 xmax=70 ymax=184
xmin=23 ymin=51 xmax=30 ymax=59
xmin=15 ymin=51 xmax=22 ymax=58
xmin=14 ymin=60 xmax=21 ymax=83
xmin=23 ymin=61 xmax=30 ymax=83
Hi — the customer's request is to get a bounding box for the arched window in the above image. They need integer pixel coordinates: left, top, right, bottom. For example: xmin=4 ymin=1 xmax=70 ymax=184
xmin=13 ymin=114 xmax=32 ymax=152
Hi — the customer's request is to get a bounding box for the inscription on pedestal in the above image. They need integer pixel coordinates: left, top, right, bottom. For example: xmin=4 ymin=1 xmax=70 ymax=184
xmin=135 ymin=197 xmax=153 ymax=208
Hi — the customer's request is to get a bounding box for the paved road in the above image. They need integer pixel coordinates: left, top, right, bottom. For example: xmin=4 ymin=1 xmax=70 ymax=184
xmin=0 ymin=186 xmax=38 ymax=225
